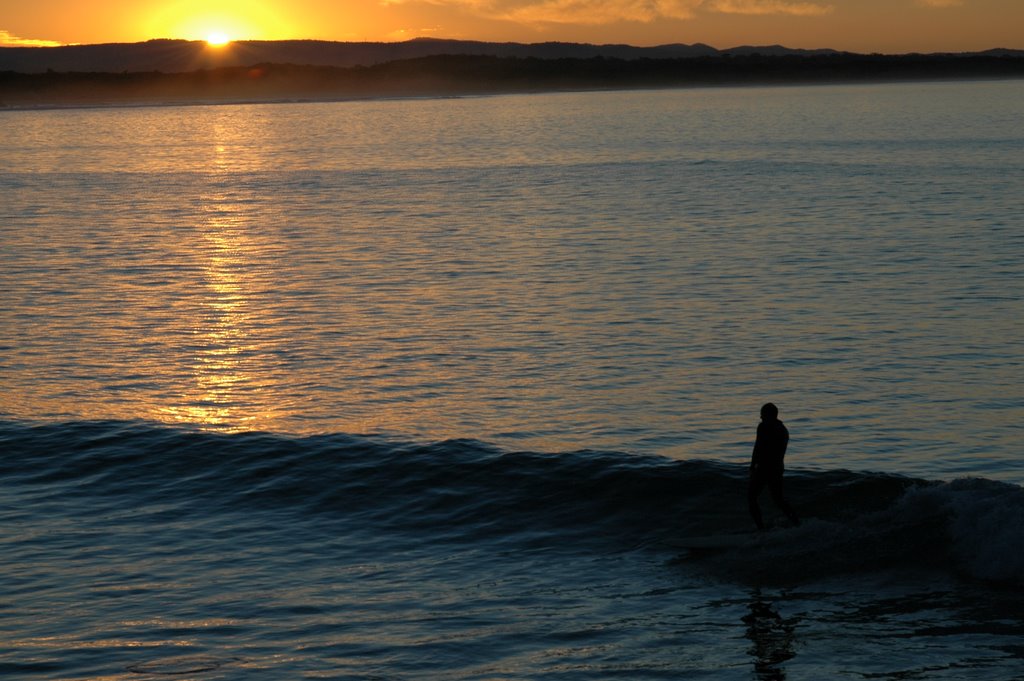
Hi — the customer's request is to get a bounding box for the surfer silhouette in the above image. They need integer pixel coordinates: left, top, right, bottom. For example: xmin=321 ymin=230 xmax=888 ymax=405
xmin=748 ymin=403 xmax=799 ymax=530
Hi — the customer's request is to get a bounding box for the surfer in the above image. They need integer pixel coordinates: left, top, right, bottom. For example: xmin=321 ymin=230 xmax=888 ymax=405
xmin=748 ymin=403 xmax=800 ymax=530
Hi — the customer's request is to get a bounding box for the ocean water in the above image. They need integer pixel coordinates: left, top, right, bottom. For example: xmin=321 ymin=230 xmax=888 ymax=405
xmin=1 ymin=79 xmax=1023 ymax=679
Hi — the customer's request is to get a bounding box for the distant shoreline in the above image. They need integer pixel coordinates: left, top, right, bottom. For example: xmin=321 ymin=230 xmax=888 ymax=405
xmin=3 ymin=78 xmax=1022 ymax=114
xmin=3 ymin=53 xmax=1023 ymax=110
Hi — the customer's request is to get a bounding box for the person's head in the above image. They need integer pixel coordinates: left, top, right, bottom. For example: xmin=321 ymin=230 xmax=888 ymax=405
xmin=760 ymin=403 xmax=779 ymax=421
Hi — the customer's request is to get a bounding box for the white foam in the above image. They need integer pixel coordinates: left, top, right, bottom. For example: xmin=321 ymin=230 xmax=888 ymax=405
xmin=944 ymin=478 xmax=1024 ymax=583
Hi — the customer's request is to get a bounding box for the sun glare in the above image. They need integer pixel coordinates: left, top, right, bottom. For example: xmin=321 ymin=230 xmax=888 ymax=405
xmin=144 ymin=0 xmax=299 ymax=43
xmin=206 ymin=31 xmax=231 ymax=46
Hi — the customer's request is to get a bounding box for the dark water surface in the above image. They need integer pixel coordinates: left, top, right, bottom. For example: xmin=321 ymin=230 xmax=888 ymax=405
xmin=2 ymin=421 xmax=1024 ymax=679
xmin=2 ymin=80 xmax=1023 ymax=678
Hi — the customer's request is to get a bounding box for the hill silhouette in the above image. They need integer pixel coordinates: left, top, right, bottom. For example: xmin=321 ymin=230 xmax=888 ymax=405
xmin=0 ymin=39 xmax=733 ymax=73
xmin=1 ymin=39 xmax=1022 ymax=108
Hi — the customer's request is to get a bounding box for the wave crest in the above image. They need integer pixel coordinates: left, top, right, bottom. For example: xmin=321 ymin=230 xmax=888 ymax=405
xmin=2 ymin=419 xmax=1020 ymax=584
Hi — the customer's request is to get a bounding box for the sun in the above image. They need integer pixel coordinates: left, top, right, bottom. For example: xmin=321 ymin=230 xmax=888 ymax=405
xmin=206 ymin=31 xmax=231 ymax=47
xmin=144 ymin=1 xmax=301 ymax=43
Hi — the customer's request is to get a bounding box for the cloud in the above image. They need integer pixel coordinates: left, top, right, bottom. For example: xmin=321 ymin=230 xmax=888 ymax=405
xmin=379 ymin=0 xmax=704 ymax=23
xmin=380 ymin=0 xmax=832 ymax=25
xmin=709 ymin=0 xmax=833 ymax=15
xmin=502 ymin=0 xmax=704 ymax=24
xmin=387 ymin=26 xmax=445 ymax=40
xmin=0 ymin=30 xmax=62 ymax=47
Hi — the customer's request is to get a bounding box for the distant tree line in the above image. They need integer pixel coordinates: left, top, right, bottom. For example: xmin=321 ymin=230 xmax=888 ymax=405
xmin=2 ymin=53 xmax=1023 ymax=107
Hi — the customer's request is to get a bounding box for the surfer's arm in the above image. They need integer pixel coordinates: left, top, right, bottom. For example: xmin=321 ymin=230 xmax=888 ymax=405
xmin=750 ymin=425 xmax=762 ymax=471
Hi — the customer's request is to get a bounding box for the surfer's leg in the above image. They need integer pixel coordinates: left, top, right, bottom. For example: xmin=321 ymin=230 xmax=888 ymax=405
xmin=769 ymin=476 xmax=800 ymax=527
xmin=748 ymin=475 xmax=766 ymax=530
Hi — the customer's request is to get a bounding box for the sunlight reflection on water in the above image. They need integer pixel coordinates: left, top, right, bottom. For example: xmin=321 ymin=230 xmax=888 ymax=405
xmin=1 ymin=81 xmax=1022 ymax=482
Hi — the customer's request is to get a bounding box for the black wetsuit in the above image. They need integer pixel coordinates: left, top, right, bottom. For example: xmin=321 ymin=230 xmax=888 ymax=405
xmin=748 ymin=417 xmax=799 ymax=529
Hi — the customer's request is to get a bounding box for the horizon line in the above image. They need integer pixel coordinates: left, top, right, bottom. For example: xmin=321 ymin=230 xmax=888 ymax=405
xmin=2 ymin=36 xmax=1022 ymax=57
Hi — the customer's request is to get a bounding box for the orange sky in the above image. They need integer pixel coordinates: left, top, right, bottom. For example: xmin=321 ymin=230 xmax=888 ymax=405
xmin=1 ymin=0 xmax=1021 ymax=53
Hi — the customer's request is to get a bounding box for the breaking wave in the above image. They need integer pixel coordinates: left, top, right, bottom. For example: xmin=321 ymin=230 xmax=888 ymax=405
xmin=2 ymin=419 xmax=1021 ymax=585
